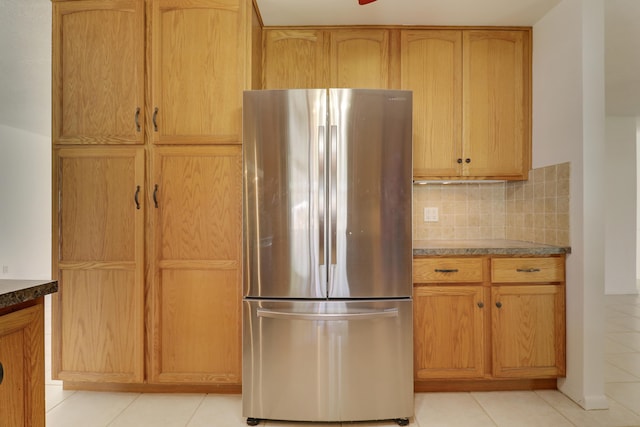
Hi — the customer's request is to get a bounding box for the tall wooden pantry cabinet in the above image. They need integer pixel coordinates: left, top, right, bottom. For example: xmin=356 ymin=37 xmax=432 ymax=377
xmin=51 ymin=0 xmax=254 ymax=390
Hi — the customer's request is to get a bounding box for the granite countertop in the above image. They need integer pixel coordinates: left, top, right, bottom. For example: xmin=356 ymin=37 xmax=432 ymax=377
xmin=413 ymin=239 xmax=571 ymax=256
xmin=0 ymin=279 xmax=58 ymax=309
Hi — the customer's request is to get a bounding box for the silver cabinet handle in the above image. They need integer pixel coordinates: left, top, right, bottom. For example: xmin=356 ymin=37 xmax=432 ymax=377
xmin=257 ymin=308 xmax=398 ymax=321
xmin=516 ymin=268 xmax=541 ymax=273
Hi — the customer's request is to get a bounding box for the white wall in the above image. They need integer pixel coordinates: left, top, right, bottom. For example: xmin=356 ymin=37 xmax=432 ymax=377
xmin=0 ymin=125 xmax=52 ymax=279
xmin=533 ymin=0 xmax=607 ymax=410
xmin=0 ymin=2 xmax=52 ymax=280
xmin=604 ymin=116 xmax=638 ymax=294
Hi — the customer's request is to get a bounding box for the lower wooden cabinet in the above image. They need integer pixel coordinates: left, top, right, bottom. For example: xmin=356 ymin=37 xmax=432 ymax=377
xmin=413 ymin=255 xmax=566 ymax=387
xmin=0 ymin=300 xmax=45 ymax=427
xmin=149 ymin=146 xmax=242 ymax=385
xmin=53 ymin=146 xmax=242 ymax=390
xmin=414 ymin=286 xmax=485 ymax=379
xmin=492 ymin=284 xmax=565 ymax=378
xmin=53 ymin=147 xmax=145 ymax=384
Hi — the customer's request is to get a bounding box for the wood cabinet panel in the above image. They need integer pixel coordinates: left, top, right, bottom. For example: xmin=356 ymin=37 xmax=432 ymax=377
xmin=52 ymin=0 xmax=145 ymax=144
xmin=53 ymin=147 xmax=145 ymax=383
xmin=414 ymin=286 xmax=485 ymax=379
xmin=59 ymin=269 xmax=143 ymax=382
xmin=262 ymin=28 xmax=390 ymax=89
xmin=413 ymin=257 xmax=484 ymax=283
xmin=150 ymin=0 xmax=246 ymax=144
xmin=401 ymin=30 xmax=462 ymax=178
xmin=150 ymin=146 xmax=242 ymax=384
xmin=491 ymin=257 xmax=565 ymax=283
xmin=0 ymin=324 xmax=26 ymax=426
xmin=0 ymin=303 xmax=45 ymax=427
xmin=156 ymin=269 xmax=241 ymax=383
xmin=491 ymin=285 xmax=565 ymax=378
xmin=263 ymin=29 xmax=328 ymax=89
xmin=463 ymin=30 xmax=530 ymax=179
xmin=330 ymin=29 xmax=390 ymax=88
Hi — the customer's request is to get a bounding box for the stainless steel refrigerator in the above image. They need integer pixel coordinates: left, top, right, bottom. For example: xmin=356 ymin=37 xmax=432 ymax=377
xmin=242 ymin=89 xmax=413 ymax=426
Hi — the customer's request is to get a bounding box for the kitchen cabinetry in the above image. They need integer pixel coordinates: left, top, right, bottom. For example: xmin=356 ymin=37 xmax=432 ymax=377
xmin=263 ymin=29 xmax=328 ymax=89
xmin=53 ymin=147 xmax=145 ymax=383
xmin=52 ymin=0 xmax=145 ymax=145
xmin=263 ymin=28 xmax=391 ymax=89
xmin=413 ymin=254 xmax=565 ymax=389
xmin=401 ymin=29 xmax=531 ymax=180
xmin=149 ymin=146 xmax=242 ymax=384
xmin=150 ymin=0 xmax=247 ymax=144
xmin=52 ymin=0 xmax=251 ymax=390
xmin=0 ymin=302 xmax=45 ymax=427
xmin=491 ymin=258 xmax=566 ymax=378
xmin=413 ymin=258 xmax=486 ymax=380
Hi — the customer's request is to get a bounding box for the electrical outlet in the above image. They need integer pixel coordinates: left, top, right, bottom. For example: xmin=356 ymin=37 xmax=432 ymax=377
xmin=423 ymin=207 xmax=439 ymax=222
xmin=2 ymin=265 xmax=8 ymax=274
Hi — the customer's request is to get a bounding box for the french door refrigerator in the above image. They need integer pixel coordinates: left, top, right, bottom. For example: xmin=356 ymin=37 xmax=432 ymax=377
xmin=242 ymin=89 xmax=413 ymax=426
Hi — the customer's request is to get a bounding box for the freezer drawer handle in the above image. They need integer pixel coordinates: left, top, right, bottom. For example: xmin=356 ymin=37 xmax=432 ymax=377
xmin=256 ymin=307 xmax=398 ymax=321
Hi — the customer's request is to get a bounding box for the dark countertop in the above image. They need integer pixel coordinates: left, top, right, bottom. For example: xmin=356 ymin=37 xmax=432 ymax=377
xmin=413 ymin=239 xmax=571 ymax=256
xmin=0 ymin=279 xmax=58 ymax=309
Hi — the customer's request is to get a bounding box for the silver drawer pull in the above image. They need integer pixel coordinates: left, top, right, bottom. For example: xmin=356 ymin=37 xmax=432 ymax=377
xmin=434 ymin=269 xmax=459 ymax=273
xmin=516 ymin=268 xmax=541 ymax=273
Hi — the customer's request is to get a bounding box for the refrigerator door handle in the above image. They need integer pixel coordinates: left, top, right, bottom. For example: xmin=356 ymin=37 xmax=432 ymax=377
xmin=256 ymin=307 xmax=399 ymax=321
xmin=318 ymin=125 xmax=326 ymax=268
xmin=329 ymin=124 xmax=338 ymax=268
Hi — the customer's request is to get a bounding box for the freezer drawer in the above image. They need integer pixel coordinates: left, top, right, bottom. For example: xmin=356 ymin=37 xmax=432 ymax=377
xmin=242 ymin=299 xmax=413 ymax=423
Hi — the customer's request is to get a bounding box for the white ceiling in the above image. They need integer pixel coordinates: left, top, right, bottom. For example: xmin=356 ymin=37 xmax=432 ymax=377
xmin=0 ymin=0 xmax=637 ymax=138
xmin=256 ymin=0 xmax=563 ymax=26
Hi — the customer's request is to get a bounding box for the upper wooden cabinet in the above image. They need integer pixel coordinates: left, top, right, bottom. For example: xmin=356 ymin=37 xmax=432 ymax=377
xmin=53 ymin=0 xmax=248 ymax=146
xmin=263 ymin=29 xmax=328 ymax=89
xmin=52 ymin=0 xmax=145 ymax=144
xmin=463 ymin=30 xmax=531 ymax=180
xmin=401 ymin=30 xmax=462 ymax=178
xmin=401 ymin=29 xmax=531 ymax=180
xmin=263 ymin=28 xmax=391 ymax=89
xmin=329 ymin=29 xmax=390 ymax=88
xmin=150 ymin=0 xmax=247 ymax=144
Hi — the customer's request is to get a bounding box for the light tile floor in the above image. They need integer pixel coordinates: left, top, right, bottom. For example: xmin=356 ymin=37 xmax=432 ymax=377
xmin=44 ymin=294 xmax=640 ymax=427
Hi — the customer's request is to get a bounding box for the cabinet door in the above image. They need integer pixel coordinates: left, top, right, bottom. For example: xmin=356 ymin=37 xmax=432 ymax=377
xmin=414 ymin=286 xmax=485 ymax=379
xmin=53 ymin=147 xmax=145 ymax=383
xmin=401 ymin=30 xmax=462 ymax=179
xmin=150 ymin=0 xmax=247 ymax=144
xmin=492 ymin=285 xmax=565 ymax=378
xmin=463 ymin=30 xmax=531 ymax=179
xmin=263 ymin=29 xmax=328 ymax=89
xmin=150 ymin=146 xmax=242 ymax=384
xmin=52 ymin=0 xmax=145 ymax=145
xmin=329 ymin=29 xmax=390 ymax=89
xmin=0 ymin=304 xmax=45 ymax=427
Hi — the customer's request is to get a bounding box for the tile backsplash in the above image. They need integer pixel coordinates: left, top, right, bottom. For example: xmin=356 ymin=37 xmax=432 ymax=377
xmin=413 ymin=162 xmax=570 ymax=246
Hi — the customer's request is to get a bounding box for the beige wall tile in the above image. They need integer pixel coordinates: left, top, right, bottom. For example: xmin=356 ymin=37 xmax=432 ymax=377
xmin=413 ymin=162 xmax=570 ymax=246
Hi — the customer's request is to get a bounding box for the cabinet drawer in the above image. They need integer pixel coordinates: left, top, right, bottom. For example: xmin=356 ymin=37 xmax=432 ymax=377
xmin=491 ymin=257 xmax=564 ymax=283
xmin=413 ymin=258 xmax=484 ymax=283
